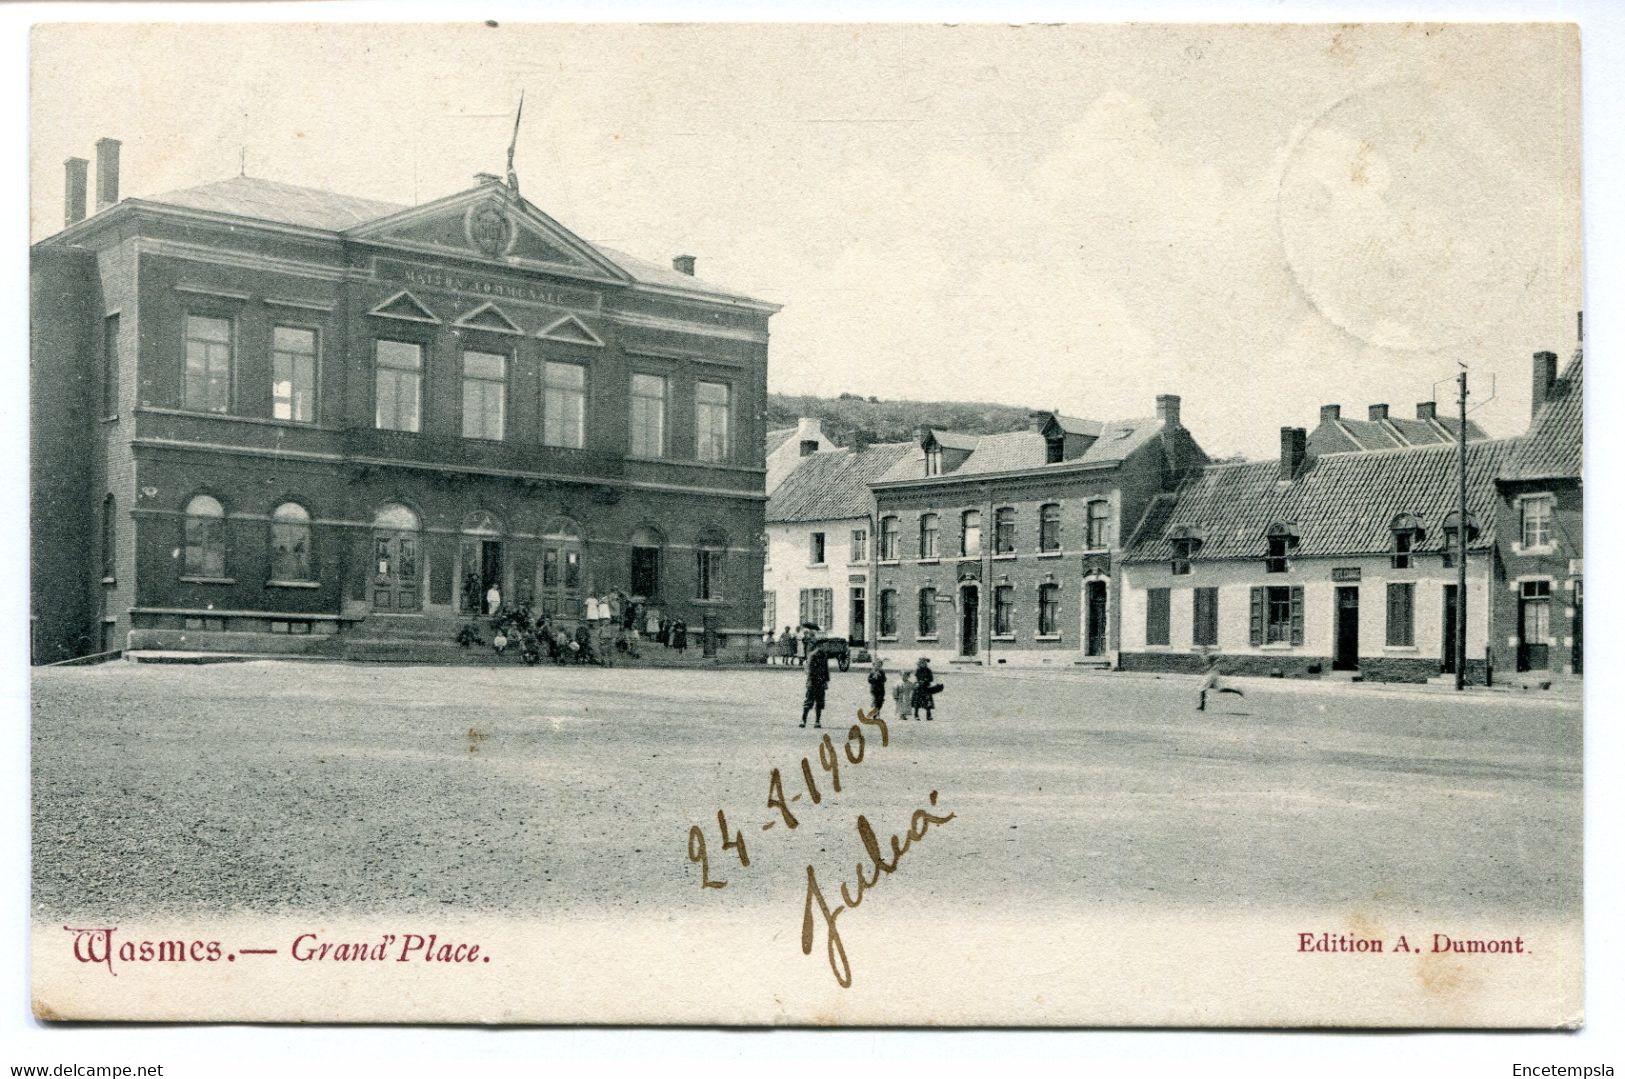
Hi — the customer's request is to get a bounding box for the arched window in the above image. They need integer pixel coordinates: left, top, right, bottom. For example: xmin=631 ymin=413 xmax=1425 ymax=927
xmin=101 ymin=494 xmax=116 ymax=582
xmin=270 ymin=503 xmax=313 ymax=582
xmin=993 ymin=507 xmax=1016 ymax=554
xmin=919 ymin=513 xmax=940 ymax=559
xmin=183 ymin=495 xmax=226 ymax=578
xmin=918 ymin=587 xmax=939 ymax=637
xmin=878 ymin=589 xmax=898 ymax=637
xmin=960 ymin=510 xmax=981 ymax=557
xmin=373 ymin=503 xmax=421 ymax=532
xmin=1039 ymin=503 xmax=1062 ymax=553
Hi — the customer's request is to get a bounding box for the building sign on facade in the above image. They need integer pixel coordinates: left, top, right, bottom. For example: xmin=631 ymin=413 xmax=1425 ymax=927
xmin=377 ymin=257 xmax=603 ymax=311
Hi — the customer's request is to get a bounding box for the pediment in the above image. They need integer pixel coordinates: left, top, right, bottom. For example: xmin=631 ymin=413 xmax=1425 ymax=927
xmin=454 ymin=301 xmax=524 ymax=335
xmin=347 ymin=187 xmax=631 ymax=283
xmin=369 ymin=290 xmax=441 ymax=324
xmin=537 ymin=314 xmax=605 ymax=348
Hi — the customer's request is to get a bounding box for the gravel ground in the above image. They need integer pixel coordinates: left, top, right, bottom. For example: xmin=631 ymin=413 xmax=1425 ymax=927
xmin=31 ymin=661 xmax=1581 ymax=922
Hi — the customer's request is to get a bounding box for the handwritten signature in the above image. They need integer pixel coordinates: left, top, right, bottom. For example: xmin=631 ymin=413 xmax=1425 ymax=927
xmin=801 ymin=790 xmax=956 ymax=988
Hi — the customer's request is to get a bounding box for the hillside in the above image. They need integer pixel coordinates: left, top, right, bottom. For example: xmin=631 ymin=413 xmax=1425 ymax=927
xmin=766 ymin=392 xmax=1037 ymax=447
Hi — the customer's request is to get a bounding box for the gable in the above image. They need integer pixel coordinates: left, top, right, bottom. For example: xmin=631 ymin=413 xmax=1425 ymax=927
xmin=348 ymin=186 xmax=631 ymax=283
xmin=369 ymin=290 xmax=441 ymax=324
xmin=454 ymin=301 xmax=524 ymax=335
xmin=538 ymin=314 xmax=605 ymax=348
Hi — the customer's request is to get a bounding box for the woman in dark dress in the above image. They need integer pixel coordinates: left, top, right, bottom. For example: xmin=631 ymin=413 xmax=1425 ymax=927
xmin=910 ymin=657 xmax=940 ymax=720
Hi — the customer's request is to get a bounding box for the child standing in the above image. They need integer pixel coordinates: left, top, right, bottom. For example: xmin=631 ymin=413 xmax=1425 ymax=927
xmin=867 ymin=658 xmax=888 ymax=715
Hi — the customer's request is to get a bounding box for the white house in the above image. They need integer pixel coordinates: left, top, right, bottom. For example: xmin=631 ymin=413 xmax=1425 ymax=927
xmin=765 ymin=416 xmax=838 ymax=494
xmin=764 ymin=441 xmax=913 ymax=645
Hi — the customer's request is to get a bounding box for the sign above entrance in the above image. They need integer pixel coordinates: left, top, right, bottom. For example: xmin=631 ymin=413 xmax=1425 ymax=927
xmin=376 ymin=257 xmax=602 ymax=313
xmin=1331 ymin=567 xmax=1362 ymax=582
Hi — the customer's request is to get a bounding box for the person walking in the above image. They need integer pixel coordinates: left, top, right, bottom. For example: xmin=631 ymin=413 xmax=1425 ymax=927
xmin=867 ymin=657 xmax=888 ymax=715
xmin=801 ymin=646 xmax=830 ymax=729
xmin=672 ymin=617 xmax=688 ymax=653
xmin=1197 ymin=653 xmax=1244 ymax=712
xmin=910 ymin=657 xmax=940 ymax=720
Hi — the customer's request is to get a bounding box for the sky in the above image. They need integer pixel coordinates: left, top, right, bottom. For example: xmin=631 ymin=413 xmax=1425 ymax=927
xmin=31 ymin=21 xmax=1581 ymax=459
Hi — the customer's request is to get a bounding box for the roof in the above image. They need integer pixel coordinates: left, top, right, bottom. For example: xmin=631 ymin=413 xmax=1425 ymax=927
xmin=953 ymin=418 xmax=1167 ymax=476
xmin=1053 ymin=414 xmax=1105 ymax=437
xmin=1125 ymin=438 xmax=1521 ymax=563
xmin=1503 ymin=350 xmax=1582 ymax=482
xmin=140 ymin=175 xmax=761 ymax=303
xmin=766 ymin=442 xmax=914 ymax=523
xmin=1311 ymin=413 xmax=1489 ymax=455
xmin=765 ymin=427 xmax=798 ymax=456
xmin=927 ymin=429 xmax=982 ymax=452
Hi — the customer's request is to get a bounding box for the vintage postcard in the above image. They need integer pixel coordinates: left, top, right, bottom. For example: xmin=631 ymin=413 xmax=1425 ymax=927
xmin=28 ymin=21 xmax=1583 ymax=1026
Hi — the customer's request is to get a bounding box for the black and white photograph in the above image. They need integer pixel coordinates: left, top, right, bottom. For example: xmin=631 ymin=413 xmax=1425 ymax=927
xmin=16 ymin=12 xmax=1606 ymax=1050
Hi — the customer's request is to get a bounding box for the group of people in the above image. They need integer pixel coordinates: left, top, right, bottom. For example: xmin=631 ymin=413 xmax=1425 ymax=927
xmin=473 ymin=588 xmax=689 ymax=667
xmin=799 ymin=652 xmax=943 ymax=729
xmin=767 ymin=625 xmax=821 ymax=666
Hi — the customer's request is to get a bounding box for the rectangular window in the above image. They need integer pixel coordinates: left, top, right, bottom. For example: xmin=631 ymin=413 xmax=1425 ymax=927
xmin=102 ymin=314 xmax=119 ymax=417
xmin=763 ymin=591 xmax=776 ymax=634
xmin=799 ymin=588 xmax=833 ymax=631
xmin=1521 ymin=580 xmax=1552 ymax=639
xmin=1146 ymin=587 xmax=1171 ymax=645
xmin=1391 ymin=530 xmax=1413 ymax=569
xmin=994 ymin=508 xmax=1016 ymax=554
xmin=1172 ymin=539 xmax=1194 ymax=576
xmin=184 ymin=314 xmax=232 ymax=414
xmin=1038 ymin=584 xmax=1060 ymax=636
xmin=1193 ymin=587 xmax=1219 ymax=647
xmin=809 ymin=532 xmax=826 ymax=565
xmin=695 ymin=380 xmax=731 ymax=462
xmin=1265 ymin=536 xmax=1290 ymax=573
xmin=994 ymin=585 xmax=1014 ymax=636
xmin=629 ymin=373 xmax=666 ymax=457
xmin=1386 ymin=582 xmax=1415 ymax=646
xmin=919 ymin=514 xmax=940 ymax=559
xmin=879 ymin=589 xmax=898 ymax=637
xmin=461 ymin=350 xmax=506 ymax=440
xmin=696 ymin=548 xmax=724 ymax=601
xmin=272 ymin=326 xmax=317 ymax=424
xmin=850 ymin=529 xmax=867 ymax=563
xmin=1039 ymin=504 xmax=1061 ymax=553
xmin=1251 ymin=585 xmax=1305 ymax=646
xmin=1521 ymin=496 xmax=1554 ymax=548
xmin=374 ymin=340 xmax=422 ymax=432
xmin=880 ymin=517 xmax=899 ymax=561
xmin=918 ymin=588 xmax=938 ymax=637
xmin=1086 ymin=501 xmax=1109 ymax=549
xmin=543 ymin=361 xmax=587 ymax=448
xmin=925 ymin=445 xmax=942 ymax=476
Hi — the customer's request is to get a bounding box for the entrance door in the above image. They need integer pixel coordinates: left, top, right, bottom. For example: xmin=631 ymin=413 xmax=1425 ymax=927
xmin=1441 ymin=584 xmax=1459 ymax=675
xmin=631 ymin=546 xmax=660 ymax=597
xmin=959 ymin=586 xmax=979 ymax=657
xmin=372 ymin=531 xmax=421 ymax=612
xmin=481 ymin=540 xmax=504 ymax=609
xmin=1333 ymin=586 xmax=1359 ymax=670
xmin=1084 ymin=580 xmax=1107 ymax=656
xmin=850 ymin=586 xmax=866 ymax=644
xmin=1518 ymin=580 xmax=1551 ymax=671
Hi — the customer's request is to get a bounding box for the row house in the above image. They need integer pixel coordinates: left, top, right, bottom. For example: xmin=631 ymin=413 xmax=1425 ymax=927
xmin=765 ymin=416 xmax=838 ymax=494
xmin=763 ymin=440 xmax=913 ymax=644
xmin=30 ymin=138 xmax=779 ymax=662
xmin=1495 ymin=346 xmax=1583 ymax=679
xmin=866 ymin=395 xmax=1207 ymax=668
xmin=1120 ymin=427 xmax=1518 ymax=684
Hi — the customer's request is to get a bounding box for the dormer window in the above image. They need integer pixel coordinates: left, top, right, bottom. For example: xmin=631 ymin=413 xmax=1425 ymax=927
xmin=925 ymin=444 xmax=942 ymax=476
xmin=1389 ymin=513 xmax=1426 ymax=570
xmin=1168 ymin=527 xmax=1203 ymax=576
xmin=1441 ymin=511 xmax=1480 ymax=569
xmin=1264 ymin=522 xmax=1297 ymax=574
xmin=1045 ymin=436 xmax=1064 ymax=464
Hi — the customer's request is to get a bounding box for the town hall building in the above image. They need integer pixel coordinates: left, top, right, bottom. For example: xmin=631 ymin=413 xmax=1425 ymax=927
xmin=30 ymin=138 xmax=778 ymax=662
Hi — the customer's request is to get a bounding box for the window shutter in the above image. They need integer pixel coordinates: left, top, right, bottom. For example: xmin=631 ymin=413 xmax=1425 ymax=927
xmin=1386 ymin=583 xmax=1400 ymax=646
xmin=799 ymin=589 xmax=809 ymax=625
xmin=1290 ymin=586 xmax=1305 ymax=645
xmin=1249 ymin=587 xmax=1264 ymax=646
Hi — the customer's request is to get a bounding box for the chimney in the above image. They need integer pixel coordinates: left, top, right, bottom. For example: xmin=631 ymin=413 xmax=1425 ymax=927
xmin=64 ymin=157 xmax=89 ymax=226
xmin=1531 ymin=350 xmax=1558 ymax=417
xmin=94 ymin=137 xmax=120 ymax=212
xmin=1368 ymin=403 xmax=1389 ymax=421
xmin=913 ymin=425 xmax=928 ymax=446
xmin=1416 ymin=401 xmax=1437 ymax=421
xmin=1319 ymin=404 xmax=1341 ymax=426
xmin=1279 ymin=427 xmax=1307 ymax=481
xmin=672 ymin=255 xmax=696 ymax=276
xmin=474 ymin=172 xmax=501 ymax=186
xmin=1027 ymin=409 xmax=1050 ymax=433
xmin=1155 ymin=394 xmax=1181 ymax=429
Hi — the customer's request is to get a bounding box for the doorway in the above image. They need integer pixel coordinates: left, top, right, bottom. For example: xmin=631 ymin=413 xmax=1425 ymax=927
xmin=1333 ymin=586 xmax=1359 ymax=670
xmin=371 ymin=503 xmax=422 ymax=613
xmin=1084 ymin=579 xmax=1107 ymax=657
xmin=959 ymin=585 xmax=979 ymax=658
xmin=850 ymin=586 xmax=866 ymax=644
xmin=1518 ymin=580 xmax=1552 ymax=672
xmin=1441 ymin=584 xmax=1459 ymax=675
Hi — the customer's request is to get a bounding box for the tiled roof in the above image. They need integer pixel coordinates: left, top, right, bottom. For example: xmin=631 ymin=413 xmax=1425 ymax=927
xmin=149 ymin=175 xmax=405 ymax=230
xmin=143 ymin=175 xmax=760 ymax=302
xmin=767 ymin=442 xmax=914 ymax=523
xmin=1125 ymin=438 xmax=1521 ymax=563
xmin=1504 ymin=350 xmax=1582 ymax=481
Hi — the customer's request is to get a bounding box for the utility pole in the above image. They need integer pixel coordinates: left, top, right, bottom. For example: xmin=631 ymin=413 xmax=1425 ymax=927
xmin=1455 ymin=368 xmax=1469 ymax=691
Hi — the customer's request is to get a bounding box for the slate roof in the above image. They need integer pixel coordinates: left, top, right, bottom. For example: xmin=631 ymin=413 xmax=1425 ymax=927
xmin=142 ymin=175 xmax=760 ymax=302
xmin=1125 ymin=438 xmax=1520 ymax=563
xmin=953 ymin=418 xmax=1166 ymax=476
xmin=1503 ymin=350 xmax=1582 ymax=482
xmin=767 ymin=442 xmax=914 ymax=523
xmin=928 ymin=429 xmax=982 ymax=451
xmin=1311 ymin=413 xmax=1488 ymax=455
